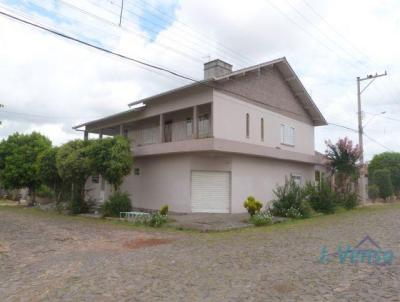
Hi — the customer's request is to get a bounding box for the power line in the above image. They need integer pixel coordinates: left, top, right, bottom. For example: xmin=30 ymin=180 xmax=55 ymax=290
xmin=364 ymin=132 xmax=394 ymax=152
xmin=0 ymin=9 xmax=313 ymax=121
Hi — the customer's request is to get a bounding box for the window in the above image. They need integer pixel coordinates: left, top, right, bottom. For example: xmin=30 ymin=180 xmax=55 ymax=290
xmin=280 ymin=124 xmax=295 ymax=146
xmin=186 ymin=118 xmax=193 ymax=137
xmin=291 ymin=174 xmax=302 ymax=186
xmin=246 ymin=113 xmax=250 ymax=138
xmin=261 ymin=118 xmax=264 ymax=141
xmin=134 ymin=168 xmax=140 ymax=175
xmin=91 ymin=175 xmax=99 ymax=184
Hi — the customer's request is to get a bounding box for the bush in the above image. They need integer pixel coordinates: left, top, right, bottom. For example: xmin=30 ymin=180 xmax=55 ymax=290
xmin=148 ymin=212 xmax=167 ymax=227
xmin=68 ymin=197 xmax=89 ymax=214
xmin=270 ymin=179 xmax=311 ymax=219
xmin=340 ymin=191 xmax=358 ymax=209
xmin=160 ymin=204 xmax=169 ymax=216
xmin=373 ymin=169 xmax=394 ymax=199
xmin=249 ymin=211 xmax=273 ymax=226
xmin=368 ymin=184 xmax=380 ymax=200
xmin=102 ymin=192 xmax=132 ymax=217
xmin=36 ymin=185 xmax=56 ymax=199
xmin=243 ymin=196 xmax=263 ymax=216
xmin=304 ymin=180 xmax=337 ymax=214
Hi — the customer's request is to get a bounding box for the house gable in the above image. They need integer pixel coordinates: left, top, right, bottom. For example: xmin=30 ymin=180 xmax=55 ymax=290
xmin=214 ymin=66 xmax=313 ymax=125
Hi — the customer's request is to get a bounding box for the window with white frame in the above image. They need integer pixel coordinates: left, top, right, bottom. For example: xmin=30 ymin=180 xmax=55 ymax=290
xmin=291 ymin=174 xmax=302 ymax=186
xmin=280 ymin=124 xmax=295 ymax=146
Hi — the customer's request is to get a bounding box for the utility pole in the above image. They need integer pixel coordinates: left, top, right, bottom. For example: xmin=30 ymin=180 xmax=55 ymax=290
xmin=357 ymin=71 xmax=387 ymax=203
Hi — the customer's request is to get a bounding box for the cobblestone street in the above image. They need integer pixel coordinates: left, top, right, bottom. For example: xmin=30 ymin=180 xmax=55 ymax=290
xmin=1 ymin=204 xmax=399 ymax=301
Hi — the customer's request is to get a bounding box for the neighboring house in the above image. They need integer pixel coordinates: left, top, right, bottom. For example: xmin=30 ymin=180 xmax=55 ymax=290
xmin=74 ymin=57 xmax=327 ymax=213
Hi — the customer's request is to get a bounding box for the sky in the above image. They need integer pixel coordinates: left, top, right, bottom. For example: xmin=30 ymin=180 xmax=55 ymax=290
xmin=0 ymin=0 xmax=399 ymax=160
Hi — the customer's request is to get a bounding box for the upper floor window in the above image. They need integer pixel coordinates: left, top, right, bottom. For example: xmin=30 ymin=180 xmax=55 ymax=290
xmin=261 ymin=118 xmax=264 ymax=141
xmin=280 ymin=124 xmax=295 ymax=146
xmin=246 ymin=113 xmax=250 ymax=138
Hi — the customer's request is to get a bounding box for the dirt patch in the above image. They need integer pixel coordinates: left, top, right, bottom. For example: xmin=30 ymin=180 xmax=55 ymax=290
xmin=0 ymin=243 xmax=9 ymax=253
xmin=122 ymin=238 xmax=172 ymax=250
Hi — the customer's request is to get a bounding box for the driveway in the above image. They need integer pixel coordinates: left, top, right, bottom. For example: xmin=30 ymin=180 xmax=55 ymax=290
xmin=1 ymin=204 xmax=400 ymax=301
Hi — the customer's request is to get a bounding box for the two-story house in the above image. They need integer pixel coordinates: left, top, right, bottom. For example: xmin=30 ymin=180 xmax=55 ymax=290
xmin=74 ymin=57 xmax=327 ymax=213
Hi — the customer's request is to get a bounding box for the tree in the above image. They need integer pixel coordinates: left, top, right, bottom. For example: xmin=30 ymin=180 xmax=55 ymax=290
xmin=0 ymin=132 xmax=51 ymax=204
xmin=372 ymin=169 xmax=394 ymax=199
xmin=56 ymin=139 xmax=93 ymax=201
xmin=368 ymin=152 xmax=400 ymax=195
xmin=37 ymin=147 xmax=62 ymax=201
xmin=325 ymin=137 xmax=361 ymax=193
xmin=88 ymin=136 xmax=133 ymax=191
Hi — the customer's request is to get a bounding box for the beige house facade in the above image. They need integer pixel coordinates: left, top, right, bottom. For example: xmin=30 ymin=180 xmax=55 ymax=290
xmin=75 ymin=57 xmax=327 ymax=213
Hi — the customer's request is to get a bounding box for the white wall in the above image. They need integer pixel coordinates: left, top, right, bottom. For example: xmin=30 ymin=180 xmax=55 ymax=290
xmin=120 ymin=155 xmax=192 ymax=213
xmin=213 ymin=91 xmax=315 ymax=155
xmin=231 ymin=155 xmax=315 ymax=213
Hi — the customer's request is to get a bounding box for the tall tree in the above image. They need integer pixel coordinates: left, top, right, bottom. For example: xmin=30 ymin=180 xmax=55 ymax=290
xmin=0 ymin=132 xmax=51 ymax=204
xmin=88 ymin=136 xmax=133 ymax=191
xmin=368 ymin=152 xmax=400 ymax=195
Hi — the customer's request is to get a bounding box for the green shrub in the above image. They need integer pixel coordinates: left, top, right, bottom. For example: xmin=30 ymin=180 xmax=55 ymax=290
xmin=243 ymin=196 xmax=263 ymax=216
xmin=373 ymin=169 xmax=394 ymax=199
xmin=148 ymin=212 xmax=167 ymax=227
xmin=36 ymin=185 xmax=56 ymax=199
xmin=249 ymin=211 xmax=273 ymax=226
xmin=304 ymin=180 xmax=337 ymax=214
xmin=102 ymin=192 xmax=132 ymax=217
xmin=68 ymin=197 xmax=89 ymax=214
xmin=270 ymin=179 xmax=310 ymax=219
xmin=340 ymin=191 xmax=358 ymax=209
xmin=368 ymin=184 xmax=380 ymax=200
xmin=160 ymin=204 xmax=169 ymax=216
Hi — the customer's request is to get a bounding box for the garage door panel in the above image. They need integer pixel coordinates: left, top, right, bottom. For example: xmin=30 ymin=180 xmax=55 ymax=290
xmin=191 ymin=171 xmax=230 ymax=213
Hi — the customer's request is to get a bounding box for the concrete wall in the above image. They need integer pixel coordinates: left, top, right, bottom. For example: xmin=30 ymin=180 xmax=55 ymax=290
xmin=120 ymin=155 xmax=192 ymax=212
xmin=231 ymin=155 xmax=315 ymax=213
xmin=86 ymin=153 xmax=314 ymax=214
xmin=213 ymin=90 xmax=315 ymax=155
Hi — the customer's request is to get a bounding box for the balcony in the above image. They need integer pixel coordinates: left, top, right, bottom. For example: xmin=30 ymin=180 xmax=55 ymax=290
xmin=123 ymin=103 xmax=212 ymax=148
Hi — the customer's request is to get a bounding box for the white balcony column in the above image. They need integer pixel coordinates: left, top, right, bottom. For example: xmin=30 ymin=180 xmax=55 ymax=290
xmin=159 ymin=113 xmax=164 ymax=143
xmin=193 ymin=105 xmax=198 ymax=139
xmin=84 ymin=130 xmax=89 ymax=141
xmin=119 ymin=124 xmax=124 ymax=136
xmin=99 ymin=129 xmax=103 ymax=139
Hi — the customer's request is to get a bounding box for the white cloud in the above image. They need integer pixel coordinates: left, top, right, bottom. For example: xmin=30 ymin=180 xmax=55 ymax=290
xmin=0 ymin=0 xmax=399 ymax=160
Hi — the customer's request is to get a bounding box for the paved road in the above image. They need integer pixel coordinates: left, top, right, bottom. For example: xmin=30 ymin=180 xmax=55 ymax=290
xmin=1 ymin=205 xmax=400 ymax=301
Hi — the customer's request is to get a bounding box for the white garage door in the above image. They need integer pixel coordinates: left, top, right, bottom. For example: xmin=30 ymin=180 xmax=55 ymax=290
xmin=191 ymin=171 xmax=231 ymax=213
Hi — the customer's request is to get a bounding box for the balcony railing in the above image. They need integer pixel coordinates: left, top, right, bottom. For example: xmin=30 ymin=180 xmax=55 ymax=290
xmin=130 ymin=119 xmax=211 ymax=147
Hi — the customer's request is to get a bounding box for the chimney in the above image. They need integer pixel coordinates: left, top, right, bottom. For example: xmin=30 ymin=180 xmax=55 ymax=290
xmin=204 ymin=59 xmax=233 ymax=79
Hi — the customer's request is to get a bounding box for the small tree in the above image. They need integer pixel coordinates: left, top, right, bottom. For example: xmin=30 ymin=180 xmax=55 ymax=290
xmin=373 ymin=169 xmax=394 ymax=199
xmin=56 ymin=140 xmax=93 ymax=202
xmin=0 ymin=132 xmax=51 ymax=205
xmin=325 ymin=137 xmax=361 ymax=193
xmin=88 ymin=136 xmax=133 ymax=191
xmin=368 ymin=152 xmax=400 ymax=195
xmin=37 ymin=147 xmax=62 ymax=201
